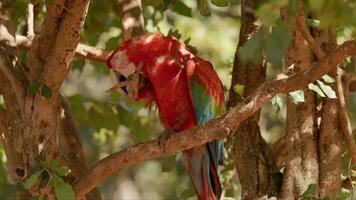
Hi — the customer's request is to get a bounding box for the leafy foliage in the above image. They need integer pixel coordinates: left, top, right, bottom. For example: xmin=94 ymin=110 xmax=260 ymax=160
xmin=23 ymin=159 xmax=74 ymax=200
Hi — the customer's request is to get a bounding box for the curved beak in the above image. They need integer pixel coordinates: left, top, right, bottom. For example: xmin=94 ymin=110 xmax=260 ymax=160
xmin=109 ymin=70 xmax=147 ymax=99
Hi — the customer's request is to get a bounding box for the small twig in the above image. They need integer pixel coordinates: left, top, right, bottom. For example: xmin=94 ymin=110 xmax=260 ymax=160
xmin=26 ymin=3 xmax=35 ymax=40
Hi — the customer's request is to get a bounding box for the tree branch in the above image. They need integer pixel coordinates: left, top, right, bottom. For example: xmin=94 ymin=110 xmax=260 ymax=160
xmin=74 ymin=40 xmax=356 ymax=199
xmin=336 ymin=71 xmax=356 ymax=163
xmin=40 ymin=0 xmax=90 ymax=93
xmin=16 ymin=35 xmax=111 ymax=63
xmin=26 ymin=3 xmax=35 ymax=39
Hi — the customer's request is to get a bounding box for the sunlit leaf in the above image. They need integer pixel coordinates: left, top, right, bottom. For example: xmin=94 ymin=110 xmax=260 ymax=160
xmin=317 ymin=80 xmax=336 ymax=99
xmin=321 ymin=74 xmax=335 ymax=83
xmin=308 ymin=83 xmax=325 ymax=97
xmin=233 ymin=84 xmax=244 ymax=96
xmin=288 ymin=90 xmax=305 ymax=104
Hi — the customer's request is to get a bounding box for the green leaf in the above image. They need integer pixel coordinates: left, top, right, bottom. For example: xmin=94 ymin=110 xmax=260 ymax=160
xmin=321 ymin=74 xmax=335 ymax=83
xmin=50 ymin=175 xmax=75 ymax=200
xmin=264 ymin=20 xmax=292 ymax=67
xmin=307 ymin=0 xmax=325 ymax=11
xmin=271 ymin=95 xmax=283 ymax=113
xmin=256 ymin=4 xmax=279 ymax=26
xmin=48 ymin=160 xmax=71 ymax=176
xmin=233 ymin=84 xmax=244 ymax=96
xmin=306 ymin=19 xmax=321 ymax=28
xmin=28 ymin=81 xmax=42 ymax=95
xmin=180 ymin=187 xmax=196 ymax=199
xmin=41 ymin=83 xmax=52 ymax=99
xmin=239 ymin=29 xmax=265 ymax=63
xmin=335 ymin=188 xmax=351 ymax=200
xmin=172 ymin=0 xmax=192 ymax=17
xmin=301 ymin=184 xmax=317 ymax=198
xmin=161 ymin=154 xmax=176 ymax=172
xmin=24 ymin=171 xmax=41 ymax=189
xmin=199 ymin=0 xmax=211 ymax=16
xmin=317 ymin=80 xmax=336 ymax=99
xmin=211 ymin=0 xmax=228 ymax=7
xmin=288 ymin=90 xmax=305 ymax=104
xmin=308 ymin=83 xmax=325 ymax=97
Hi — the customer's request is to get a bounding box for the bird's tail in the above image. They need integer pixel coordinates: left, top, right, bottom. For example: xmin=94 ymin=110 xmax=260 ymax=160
xmin=182 ymin=140 xmax=223 ymax=200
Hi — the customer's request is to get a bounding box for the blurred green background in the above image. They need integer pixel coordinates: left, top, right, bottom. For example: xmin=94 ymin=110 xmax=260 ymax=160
xmin=1 ymin=0 xmax=356 ymax=199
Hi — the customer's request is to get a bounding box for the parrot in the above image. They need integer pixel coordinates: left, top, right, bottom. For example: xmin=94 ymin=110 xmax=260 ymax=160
xmin=106 ymin=32 xmax=225 ymax=200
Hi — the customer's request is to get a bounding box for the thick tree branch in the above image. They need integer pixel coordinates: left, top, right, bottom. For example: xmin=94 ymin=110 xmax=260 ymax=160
xmin=40 ymin=0 xmax=90 ymax=93
xmin=74 ymin=40 xmax=356 ymax=198
xmin=16 ymin=35 xmax=111 ymax=63
xmin=27 ymin=0 xmax=67 ymax=80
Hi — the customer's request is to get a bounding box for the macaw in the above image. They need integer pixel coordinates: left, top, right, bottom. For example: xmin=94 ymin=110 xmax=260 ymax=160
xmin=106 ymin=32 xmax=225 ymax=200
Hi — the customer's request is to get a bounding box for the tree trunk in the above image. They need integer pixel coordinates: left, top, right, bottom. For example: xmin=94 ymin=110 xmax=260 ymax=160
xmin=280 ymin=6 xmax=319 ymax=199
xmin=227 ymin=0 xmax=281 ymax=199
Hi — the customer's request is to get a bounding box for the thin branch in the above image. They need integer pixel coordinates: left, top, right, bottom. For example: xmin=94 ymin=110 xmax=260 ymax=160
xmin=295 ymin=11 xmax=325 ymax=58
xmin=16 ymin=35 xmax=111 ymax=63
xmin=74 ymin=40 xmax=356 ymax=199
xmin=26 ymin=3 xmax=35 ymax=39
xmin=336 ymin=71 xmax=356 ymax=163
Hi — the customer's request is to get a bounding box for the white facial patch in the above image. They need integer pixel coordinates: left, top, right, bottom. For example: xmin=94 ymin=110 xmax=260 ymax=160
xmin=110 ymin=50 xmax=137 ymax=78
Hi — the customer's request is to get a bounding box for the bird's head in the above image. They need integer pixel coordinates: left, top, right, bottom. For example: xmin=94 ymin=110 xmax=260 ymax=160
xmin=107 ymin=48 xmax=147 ymax=99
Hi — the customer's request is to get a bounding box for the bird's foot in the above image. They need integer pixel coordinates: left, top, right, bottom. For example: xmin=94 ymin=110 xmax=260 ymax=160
xmin=158 ymin=128 xmax=175 ymax=149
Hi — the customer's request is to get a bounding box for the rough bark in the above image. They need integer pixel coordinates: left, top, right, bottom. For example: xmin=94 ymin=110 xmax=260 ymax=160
xmin=280 ymin=6 xmax=319 ymax=199
xmin=312 ymin=27 xmax=342 ymax=199
xmin=0 ymin=1 xmax=103 ymax=199
xmin=227 ymin=0 xmax=281 ymax=199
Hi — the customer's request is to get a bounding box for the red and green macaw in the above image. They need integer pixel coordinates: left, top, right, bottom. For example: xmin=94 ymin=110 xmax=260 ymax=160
xmin=107 ymin=32 xmax=225 ymax=200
